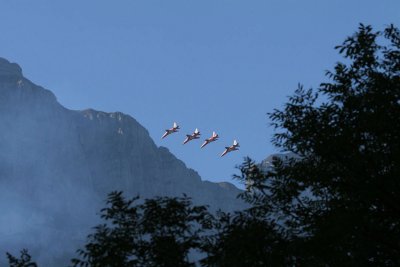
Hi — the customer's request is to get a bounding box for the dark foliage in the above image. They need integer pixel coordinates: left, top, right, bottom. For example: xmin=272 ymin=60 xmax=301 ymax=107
xmin=71 ymin=191 xmax=213 ymax=267
xmin=200 ymin=209 xmax=290 ymax=267
xmin=234 ymin=24 xmax=400 ymax=266
xmin=6 ymin=249 xmax=37 ymax=267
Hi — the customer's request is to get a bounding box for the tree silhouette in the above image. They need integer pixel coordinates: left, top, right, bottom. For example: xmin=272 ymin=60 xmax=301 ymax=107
xmin=200 ymin=208 xmax=290 ymax=267
xmin=234 ymin=24 xmax=400 ymax=266
xmin=71 ymin=191 xmax=213 ymax=267
xmin=6 ymin=249 xmax=37 ymax=267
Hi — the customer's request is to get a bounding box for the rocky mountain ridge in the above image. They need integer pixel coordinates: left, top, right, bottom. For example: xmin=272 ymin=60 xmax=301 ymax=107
xmin=0 ymin=57 xmax=244 ymax=266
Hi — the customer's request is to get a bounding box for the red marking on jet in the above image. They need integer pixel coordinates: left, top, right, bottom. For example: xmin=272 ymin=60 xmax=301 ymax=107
xmin=201 ymin=131 xmax=219 ymax=148
xmin=221 ymin=139 xmax=240 ymax=157
xmin=183 ymin=128 xmax=201 ymax=144
xmin=162 ymin=122 xmax=180 ymax=139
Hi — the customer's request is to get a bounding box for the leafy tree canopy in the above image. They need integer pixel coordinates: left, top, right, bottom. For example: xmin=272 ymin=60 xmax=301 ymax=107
xmin=6 ymin=249 xmax=37 ymax=267
xmin=71 ymin=192 xmax=213 ymax=267
xmin=236 ymin=24 xmax=400 ymax=266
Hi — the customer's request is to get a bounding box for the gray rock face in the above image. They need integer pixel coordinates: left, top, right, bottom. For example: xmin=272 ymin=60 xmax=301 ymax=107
xmin=260 ymin=152 xmax=300 ymax=172
xmin=0 ymin=58 xmax=245 ymax=266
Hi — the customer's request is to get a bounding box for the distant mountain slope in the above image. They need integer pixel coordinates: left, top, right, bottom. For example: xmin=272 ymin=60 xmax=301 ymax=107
xmin=0 ymin=58 xmax=245 ymax=266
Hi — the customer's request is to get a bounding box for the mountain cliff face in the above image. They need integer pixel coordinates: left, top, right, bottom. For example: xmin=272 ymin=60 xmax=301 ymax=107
xmin=0 ymin=58 xmax=244 ymax=266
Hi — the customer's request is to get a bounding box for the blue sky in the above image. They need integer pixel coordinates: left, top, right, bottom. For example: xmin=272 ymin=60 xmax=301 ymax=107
xmin=1 ymin=1 xmax=399 ymax=188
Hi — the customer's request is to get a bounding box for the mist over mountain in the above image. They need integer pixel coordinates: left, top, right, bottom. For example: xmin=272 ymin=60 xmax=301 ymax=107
xmin=0 ymin=58 xmax=245 ymax=266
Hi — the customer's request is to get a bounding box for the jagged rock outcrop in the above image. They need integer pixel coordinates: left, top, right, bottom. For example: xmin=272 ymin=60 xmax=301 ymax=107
xmin=0 ymin=58 xmax=244 ymax=266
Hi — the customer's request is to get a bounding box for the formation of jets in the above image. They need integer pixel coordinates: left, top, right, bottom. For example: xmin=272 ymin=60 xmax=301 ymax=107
xmin=161 ymin=122 xmax=239 ymax=157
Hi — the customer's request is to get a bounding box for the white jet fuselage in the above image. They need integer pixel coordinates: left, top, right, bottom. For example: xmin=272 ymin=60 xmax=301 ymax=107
xmin=183 ymin=129 xmax=201 ymax=144
xmin=221 ymin=140 xmax=239 ymax=157
xmin=162 ymin=123 xmax=180 ymax=139
xmin=201 ymin=133 xmax=219 ymax=148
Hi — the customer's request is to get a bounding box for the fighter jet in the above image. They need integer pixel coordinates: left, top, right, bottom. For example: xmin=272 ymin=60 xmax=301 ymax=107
xmin=221 ymin=139 xmax=240 ymax=157
xmin=200 ymin=131 xmax=219 ymax=148
xmin=183 ymin=128 xmax=201 ymax=144
xmin=161 ymin=122 xmax=180 ymax=139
